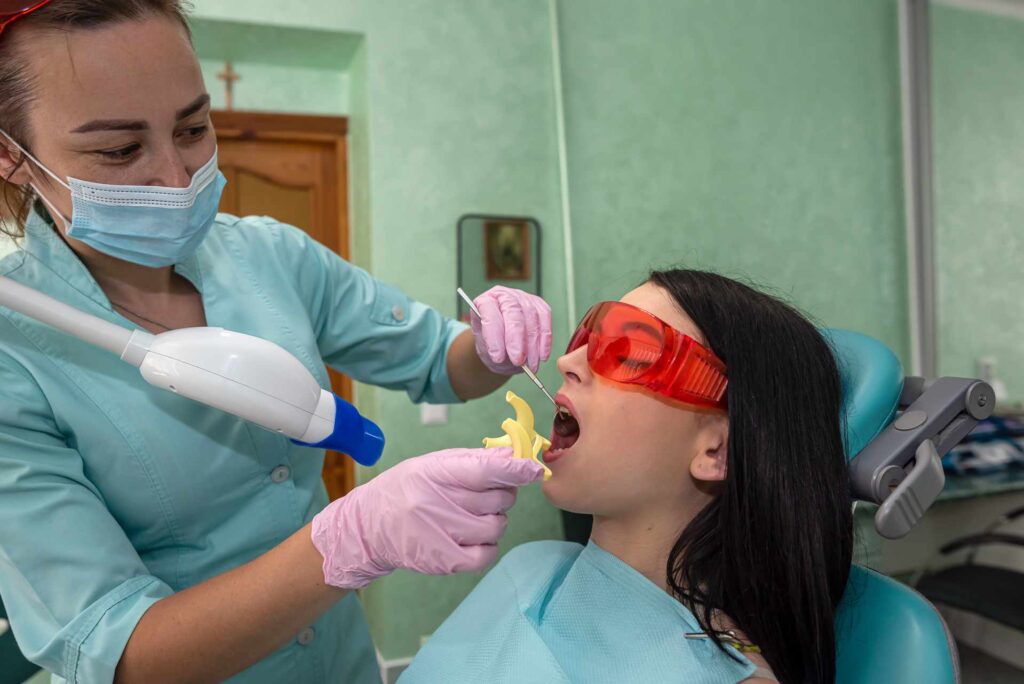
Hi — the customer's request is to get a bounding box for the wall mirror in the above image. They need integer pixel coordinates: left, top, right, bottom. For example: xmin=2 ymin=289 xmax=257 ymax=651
xmin=456 ymin=215 xmax=542 ymax=322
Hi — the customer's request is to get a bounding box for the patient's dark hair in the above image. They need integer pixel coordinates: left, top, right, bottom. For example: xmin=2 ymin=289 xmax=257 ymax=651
xmin=650 ymin=269 xmax=852 ymax=684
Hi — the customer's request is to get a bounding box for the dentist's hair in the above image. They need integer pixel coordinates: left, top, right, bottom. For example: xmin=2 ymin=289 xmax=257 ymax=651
xmin=0 ymin=0 xmax=192 ymax=237
xmin=649 ymin=269 xmax=852 ymax=684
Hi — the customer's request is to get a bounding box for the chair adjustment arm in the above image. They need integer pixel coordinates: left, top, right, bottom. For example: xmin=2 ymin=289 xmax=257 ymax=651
xmin=939 ymin=532 xmax=1024 ymax=555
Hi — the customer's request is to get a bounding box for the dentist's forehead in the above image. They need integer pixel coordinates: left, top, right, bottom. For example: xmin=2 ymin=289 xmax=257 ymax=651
xmin=25 ymin=16 xmax=202 ymax=134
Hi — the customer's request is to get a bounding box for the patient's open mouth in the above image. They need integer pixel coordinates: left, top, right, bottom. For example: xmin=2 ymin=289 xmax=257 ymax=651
xmin=548 ymin=400 xmax=580 ymax=457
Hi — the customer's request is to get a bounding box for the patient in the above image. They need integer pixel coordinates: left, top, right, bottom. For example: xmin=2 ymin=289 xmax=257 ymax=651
xmin=401 ymin=269 xmax=853 ymax=684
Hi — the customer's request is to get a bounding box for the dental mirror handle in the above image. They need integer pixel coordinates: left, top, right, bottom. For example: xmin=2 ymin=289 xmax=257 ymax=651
xmin=457 ymin=287 xmax=563 ymax=413
xmin=521 ymin=365 xmax=561 ymax=410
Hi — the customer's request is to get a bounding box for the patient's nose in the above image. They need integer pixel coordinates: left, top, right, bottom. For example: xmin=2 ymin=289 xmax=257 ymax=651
xmin=557 ymin=347 xmax=590 ymax=384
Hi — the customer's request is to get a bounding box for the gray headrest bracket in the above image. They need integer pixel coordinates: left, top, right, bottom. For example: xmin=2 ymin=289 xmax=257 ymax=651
xmin=849 ymin=377 xmax=995 ymax=539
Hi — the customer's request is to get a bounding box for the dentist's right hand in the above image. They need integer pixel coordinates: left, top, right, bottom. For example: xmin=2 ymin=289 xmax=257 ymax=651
xmin=311 ymin=447 xmax=544 ymax=589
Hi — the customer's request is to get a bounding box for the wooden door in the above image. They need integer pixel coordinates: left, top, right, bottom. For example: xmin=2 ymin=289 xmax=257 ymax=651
xmin=212 ymin=111 xmax=354 ymax=500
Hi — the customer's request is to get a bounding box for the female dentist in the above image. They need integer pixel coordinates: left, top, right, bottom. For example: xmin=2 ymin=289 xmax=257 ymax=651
xmin=0 ymin=1 xmax=552 ymax=682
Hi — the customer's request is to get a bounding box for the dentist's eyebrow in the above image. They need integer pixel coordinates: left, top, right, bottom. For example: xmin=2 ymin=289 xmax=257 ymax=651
xmin=71 ymin=119 xmax=148 ymax=134
xmin=175 ymin=94 xmax=210 ymax=121
xmin=70 ymin=94 xmax=210 ymax=134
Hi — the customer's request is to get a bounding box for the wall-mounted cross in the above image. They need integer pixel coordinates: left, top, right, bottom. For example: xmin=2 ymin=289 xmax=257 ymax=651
xmin=216 ymin=61 xmax=241 ymax=111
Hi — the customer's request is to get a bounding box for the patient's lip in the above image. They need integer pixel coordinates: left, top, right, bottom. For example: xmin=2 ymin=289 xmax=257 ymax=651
xmin=555 ymin=393 xmax=578 ymax=419
xmin=543 ymin=446 xmax=569 ymax=464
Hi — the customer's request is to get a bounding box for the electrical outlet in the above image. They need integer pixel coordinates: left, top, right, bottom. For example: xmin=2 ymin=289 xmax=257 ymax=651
xmin=420 ymin=403 xmax=448 ymax=425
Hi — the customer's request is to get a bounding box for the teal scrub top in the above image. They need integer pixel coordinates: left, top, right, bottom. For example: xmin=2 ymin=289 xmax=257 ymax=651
xmin=0 ymin=212 xmax=467 ymax=684
xmin=401 ymin=541 xmax=758 ymax=683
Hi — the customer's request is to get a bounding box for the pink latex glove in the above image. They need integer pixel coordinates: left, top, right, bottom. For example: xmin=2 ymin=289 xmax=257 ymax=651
xmin=471 ymin=286 xmax=553 ymax=375
xmin=311 ymin=448 xmax=544 ymax=589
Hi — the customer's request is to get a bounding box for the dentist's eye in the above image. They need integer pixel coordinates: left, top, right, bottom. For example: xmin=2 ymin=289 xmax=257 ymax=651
xmin=96 ymin=144 xmax=141 ymax=161
xmin=179 ymin=125 xmax=209 ymax=142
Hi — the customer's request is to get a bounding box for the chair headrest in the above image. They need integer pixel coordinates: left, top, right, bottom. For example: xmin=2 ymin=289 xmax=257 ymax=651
xmin=821 ymin=329 xmax=904 ymax=461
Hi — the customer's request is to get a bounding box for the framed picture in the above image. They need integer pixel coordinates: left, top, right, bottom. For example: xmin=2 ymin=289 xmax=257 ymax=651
xmin=484 ymin=219 xmax=531 ymax=280
xmin=457 ymin=214 xmax=542 ymax=323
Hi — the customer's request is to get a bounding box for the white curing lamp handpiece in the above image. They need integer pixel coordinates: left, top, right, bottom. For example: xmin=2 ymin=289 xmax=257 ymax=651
xmin=0 ymin=276 xmax=385 ymax=466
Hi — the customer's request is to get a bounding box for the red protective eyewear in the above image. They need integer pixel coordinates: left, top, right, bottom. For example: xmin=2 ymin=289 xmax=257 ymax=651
xmin=0 ymin=0 xmax=51 ymax=37
xmin=567 ymin=301 xmax=728 ymax=410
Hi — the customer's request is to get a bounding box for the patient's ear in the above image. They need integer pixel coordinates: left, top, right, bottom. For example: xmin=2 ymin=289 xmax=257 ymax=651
xmin=689 ymin=412 xmax=728 ymax=482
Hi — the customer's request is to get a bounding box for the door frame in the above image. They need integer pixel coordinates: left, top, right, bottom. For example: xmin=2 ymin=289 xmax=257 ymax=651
xmin=212 ymin=110 xmax=356 ymax=498
xmin=211 ymin=111 xmax=350 ymax=259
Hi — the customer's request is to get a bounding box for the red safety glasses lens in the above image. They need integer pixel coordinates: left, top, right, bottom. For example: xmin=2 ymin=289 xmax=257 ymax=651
xmin=0 ymin=0 xmax=52 ymax=36
xmin=567 ymin=301 xmax=728 ymax=410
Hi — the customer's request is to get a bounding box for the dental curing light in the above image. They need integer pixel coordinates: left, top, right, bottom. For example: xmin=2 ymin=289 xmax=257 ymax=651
xmin=0 ymin=275 xmax=384 ymax=466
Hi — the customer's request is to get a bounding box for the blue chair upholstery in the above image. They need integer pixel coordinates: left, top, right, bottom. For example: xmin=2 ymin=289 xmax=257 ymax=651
xmin=836 ymin=566 xmax=959 ymax=684
xmin=826 ymin=329 xmax=959 ymax=683
xmin=822 ymin=329 xmax=904 ymax=462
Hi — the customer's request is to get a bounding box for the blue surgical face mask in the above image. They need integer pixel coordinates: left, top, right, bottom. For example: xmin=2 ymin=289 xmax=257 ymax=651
xmin=0 ymin=131 xmax=226 ymax=268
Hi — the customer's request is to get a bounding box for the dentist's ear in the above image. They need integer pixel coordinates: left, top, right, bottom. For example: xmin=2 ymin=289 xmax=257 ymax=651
xmin=689 ymin=412 xmax=728 ymax=482
xmin=0 ymin=139 xmax=33 ymax=186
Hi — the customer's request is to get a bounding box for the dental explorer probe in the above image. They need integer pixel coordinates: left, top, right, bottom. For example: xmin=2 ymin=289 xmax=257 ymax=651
xmin=457 ymin=287 xmax=568 ymax=418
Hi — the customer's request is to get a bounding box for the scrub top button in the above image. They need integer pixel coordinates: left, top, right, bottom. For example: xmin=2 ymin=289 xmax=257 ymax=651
xmin=297 ymin=627 xmax=315 ymax=646
xmin=270 ymin=465 xmax=290 ymax=483
xmin=392 ymin=305 xmax=405 ymax=322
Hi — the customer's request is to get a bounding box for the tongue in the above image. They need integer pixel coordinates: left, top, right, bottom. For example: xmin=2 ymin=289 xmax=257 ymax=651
xmin=550 ymin=412 xmax=580 ymax=451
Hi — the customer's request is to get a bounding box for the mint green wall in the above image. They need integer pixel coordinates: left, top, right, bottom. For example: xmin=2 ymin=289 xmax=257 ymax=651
xmin=191 ymin=0 xmax=569 ymax=660
xmin=557 ymin=0 xmax=909 ymax=361
xmin=193 ymin=19 xmax=362 ymax=115
xmin=932 ymin=5 xmax=1024 ymax=402
xmin=198 ymin=59 xmax=348 ymax=114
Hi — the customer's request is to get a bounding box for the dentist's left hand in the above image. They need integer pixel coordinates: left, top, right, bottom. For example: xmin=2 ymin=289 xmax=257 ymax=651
xmin=471 ymin=285 xmax=553 ymax=375
xmin=311 ymin=447 xmax=544 ymax=589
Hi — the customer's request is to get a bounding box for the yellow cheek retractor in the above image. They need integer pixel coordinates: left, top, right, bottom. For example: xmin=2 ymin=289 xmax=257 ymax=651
xmin=483 ymin=391 xmax=553 ymax=481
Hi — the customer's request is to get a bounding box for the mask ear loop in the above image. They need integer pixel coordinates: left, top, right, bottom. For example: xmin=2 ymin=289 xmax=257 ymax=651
xmin=0 ymin=129 xmax=72 ymax=230
xmin=27 ymin=181 xmax=71 ymax=231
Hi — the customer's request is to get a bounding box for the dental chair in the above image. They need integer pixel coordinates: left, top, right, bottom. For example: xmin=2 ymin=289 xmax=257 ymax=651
xmin=829 ymin=329 xmax=995 ymax=684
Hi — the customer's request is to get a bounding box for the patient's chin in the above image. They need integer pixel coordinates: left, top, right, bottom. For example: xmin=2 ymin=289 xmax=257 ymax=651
xmin=540 ymin=477 xmax=574 ymax=509
xmin=540 ymin=478 xmax=594 ymax=515
xmin=540 ymin=476 xmax=561 ymax=502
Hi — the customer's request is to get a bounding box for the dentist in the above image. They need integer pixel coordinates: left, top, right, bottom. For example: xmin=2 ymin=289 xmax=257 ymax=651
xmin=0 ymin=1 xmax=551 ymax=682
